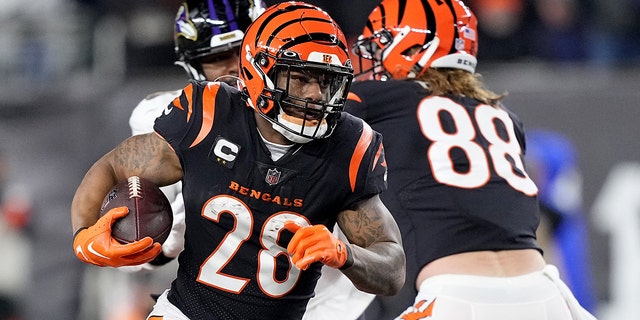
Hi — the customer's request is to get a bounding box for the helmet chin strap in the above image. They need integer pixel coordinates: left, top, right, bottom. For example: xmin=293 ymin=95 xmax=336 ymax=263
xmin=214 ymin=75 xmax=243 ymax=88
xmin=272 ymin=111 xmax=328 ymax=144
xmin=175 ymin=61 xmax=206 ymax=80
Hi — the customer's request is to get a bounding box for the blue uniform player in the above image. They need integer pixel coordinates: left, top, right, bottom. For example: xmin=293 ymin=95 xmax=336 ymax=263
xmin=526 ymin=129 xmax=598 ymax=314
xmin=70 ymin=2 xmax=405 ymax=320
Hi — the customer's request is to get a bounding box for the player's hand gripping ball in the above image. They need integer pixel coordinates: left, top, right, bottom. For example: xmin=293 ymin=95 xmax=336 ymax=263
xmin=73 ymin=176 xmax=171 ymax=267
xmin=100 ymin=176 xmax=173 ymax=244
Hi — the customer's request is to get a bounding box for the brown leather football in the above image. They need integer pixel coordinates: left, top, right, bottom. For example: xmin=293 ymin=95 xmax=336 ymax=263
xmin=99 ymin=176 xmax=173 ymax=244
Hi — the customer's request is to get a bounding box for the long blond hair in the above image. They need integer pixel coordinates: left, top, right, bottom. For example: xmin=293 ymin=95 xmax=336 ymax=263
xmin=416 ymin=68 xmax=506 ymax=107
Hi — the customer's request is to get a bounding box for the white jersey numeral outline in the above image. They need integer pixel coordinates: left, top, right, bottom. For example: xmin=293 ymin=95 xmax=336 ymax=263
xmin=417 ymin=96 xmax=537 ymax=195
xmin=197 ymin=194 xmax=307 ymax=297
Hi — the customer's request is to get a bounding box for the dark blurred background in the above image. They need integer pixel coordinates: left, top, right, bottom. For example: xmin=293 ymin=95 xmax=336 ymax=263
xmin=0 ymin=0 xmax=638 ymax=319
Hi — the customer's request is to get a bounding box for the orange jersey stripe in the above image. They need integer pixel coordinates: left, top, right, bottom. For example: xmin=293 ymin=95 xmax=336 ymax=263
xmin=171 ymin=96 xmax=183 ymax=110
xmin=347 ymin=92 xmax=362 ymax=102
xmin=184 ymin=84 xmax=194 ymax=123
xmin=189 ymin=83 xmax=218 ymax=148
xmin=171 ymin=83 xmax=194 ymax=124
xmin=172 ymin=83 xmax=193 ymax=112
xmin=372 ymin=143 xmax=386 ymax=171
xmin=349 ymin=121 xmax=374 ymax=192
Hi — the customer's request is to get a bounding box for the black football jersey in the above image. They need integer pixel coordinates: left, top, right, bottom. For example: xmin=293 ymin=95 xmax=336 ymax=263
xmin=153 ymin=80 xmax=387 ymax=320
xmin=345 ymin=79 xmax=542 ymax=280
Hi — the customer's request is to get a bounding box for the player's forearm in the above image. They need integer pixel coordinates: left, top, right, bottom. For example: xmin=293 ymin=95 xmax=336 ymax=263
xmin=341 ymin=241 xmax=405 ymax=295
xmin=71 ymin=158 xmax=120 ymax=233
xmin=71 ymin=134 xmax=182 ymax=234
xmin=336 ymin=196 xmax=406 ymax=294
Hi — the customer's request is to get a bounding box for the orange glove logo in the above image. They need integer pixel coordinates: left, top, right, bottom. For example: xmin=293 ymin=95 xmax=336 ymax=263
xmin=73 ymin=207 xmax=162 ymax=267
xmin=283 ymin=221 xmax=350 ymax=270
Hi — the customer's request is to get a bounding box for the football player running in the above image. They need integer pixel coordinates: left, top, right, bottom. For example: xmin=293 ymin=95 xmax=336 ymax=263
xmin=127 ymin=1 xmax=376 ymax=319
xmin=345 ymin=0 xmax=596 ymax=319
xmin=70 ymin=2 xmax=405 ymax=320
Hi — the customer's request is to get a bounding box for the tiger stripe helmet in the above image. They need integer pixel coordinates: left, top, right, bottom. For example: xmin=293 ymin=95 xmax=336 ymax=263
xmin=239 ymin=2 xmax=354 ymax=141
xmin=353 ymin=0 xmax=478 ymax=80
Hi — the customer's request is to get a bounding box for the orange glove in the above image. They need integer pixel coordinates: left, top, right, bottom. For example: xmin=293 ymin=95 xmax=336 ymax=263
xmin=73 ymin=206 xmax=162 ymax=267
xmin=283 ymin=221 xmax=353 ymax=271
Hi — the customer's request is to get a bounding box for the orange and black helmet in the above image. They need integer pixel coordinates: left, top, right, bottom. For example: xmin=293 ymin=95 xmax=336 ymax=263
xmin=239 ymin=2 xmax=353 ymax=141
xmin=353 ymin=0 xmax=478 ymax=80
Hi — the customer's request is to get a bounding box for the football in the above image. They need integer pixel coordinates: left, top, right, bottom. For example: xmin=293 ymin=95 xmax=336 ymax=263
xmin=99 ymin=176 xmax=173 ymax=244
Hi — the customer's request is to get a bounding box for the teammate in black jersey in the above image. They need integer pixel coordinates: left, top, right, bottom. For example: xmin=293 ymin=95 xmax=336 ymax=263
xmin=70 ymin=2 xmax=405 ymax=320
xmin=346 ymin=0 xmax=596 ymax=319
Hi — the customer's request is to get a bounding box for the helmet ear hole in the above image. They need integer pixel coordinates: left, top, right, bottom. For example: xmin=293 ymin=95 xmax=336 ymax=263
xmin=379 ymin=29 xmax=393 ymax=45
xmin=258 ymin=96 xmax=268 ymax=108
xmin=256 ymin=52 xmax=269 ymax=67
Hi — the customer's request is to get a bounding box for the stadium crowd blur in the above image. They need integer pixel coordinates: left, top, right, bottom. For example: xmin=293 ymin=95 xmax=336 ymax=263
xmin=1 ymin=0 xmax=638 ymax=93
xmin=0 ymin=0 xmax=638 ymax=319
xmin=0 ymin=0 xmax=637 ymax=121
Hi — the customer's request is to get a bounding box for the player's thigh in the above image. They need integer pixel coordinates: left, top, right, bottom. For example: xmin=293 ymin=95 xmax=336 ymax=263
xmin=146 ymin=290 xmax=190 ymax=320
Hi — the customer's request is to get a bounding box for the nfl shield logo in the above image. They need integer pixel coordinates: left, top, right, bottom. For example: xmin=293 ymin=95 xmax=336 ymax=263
xmin=265 ymin=168 xmax=281 ymax=185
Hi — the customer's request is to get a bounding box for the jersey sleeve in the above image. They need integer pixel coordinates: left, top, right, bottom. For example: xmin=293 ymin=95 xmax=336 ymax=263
xmin=154 ymin=81 xmax=232 ymax=153
xmin=153 ymin=82 xmax=200 ymax=151
xmin=342 ymin=116 xmax=388 ymax=209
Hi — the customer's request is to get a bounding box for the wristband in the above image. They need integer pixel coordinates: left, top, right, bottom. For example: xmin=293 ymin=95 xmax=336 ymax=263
xmin=148 ymin=251 xmax=175 ymax=266
xmin=73 ymin=227 xmax=88 ymax=241
xmin=339 ymin=245 xmax=354 ymax=270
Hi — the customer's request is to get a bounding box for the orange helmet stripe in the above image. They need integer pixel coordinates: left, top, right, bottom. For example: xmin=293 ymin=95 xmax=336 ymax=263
xmin=253 ymin=5 xmax=349 ymax=60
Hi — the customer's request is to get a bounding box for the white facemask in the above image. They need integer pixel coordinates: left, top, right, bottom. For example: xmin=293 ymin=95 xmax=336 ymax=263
xmin=272 ymin=111 xmax=328 ymax=144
